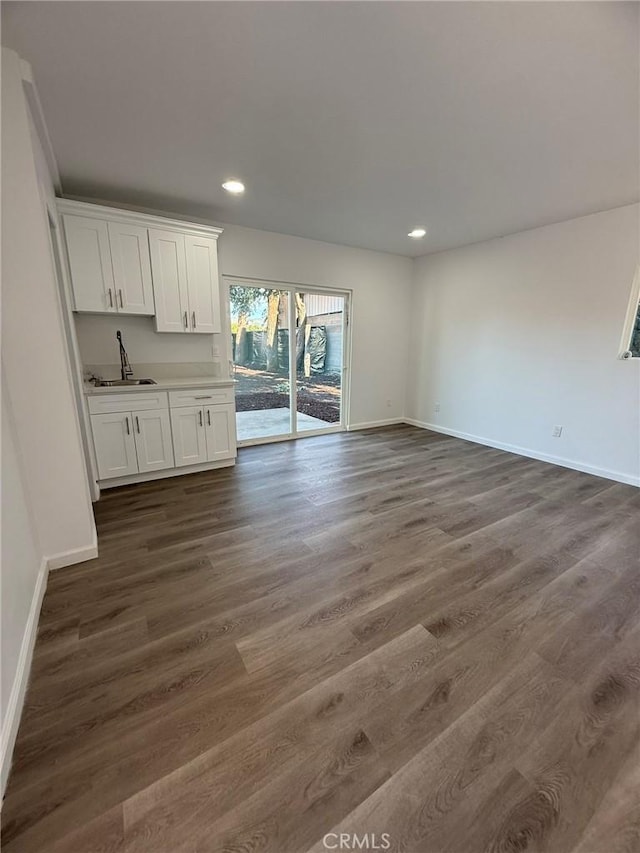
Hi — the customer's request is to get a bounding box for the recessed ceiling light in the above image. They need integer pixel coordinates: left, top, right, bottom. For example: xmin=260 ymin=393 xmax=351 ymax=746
xmin=408 ymin=228 xmax=427 ymax=239
xmin=222 ymin=179 xmax=245 ymax=194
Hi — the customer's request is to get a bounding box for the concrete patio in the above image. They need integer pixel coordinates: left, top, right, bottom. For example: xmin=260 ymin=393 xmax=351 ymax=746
xmin=235 ymin=407 xmax=333 ymax=442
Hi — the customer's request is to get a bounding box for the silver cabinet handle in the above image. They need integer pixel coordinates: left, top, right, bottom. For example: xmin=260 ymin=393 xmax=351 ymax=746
xmin=108 ymin=288 xmax=114 ymax=308
xmin=119 ymin=289 xmax=124 ymax=308
xmin=125 ymin=416 xmax=130 ymax=435
xmin=192 ymin=311 xmax=196 ymax=329
xmin=135 ymin=416 xmax=140 ymax=434
xmin=207 ymin=409 xmax=211 ymax=426
xmin=199 ymin=410 xmax=203 ymax=427
xmin=184 ymin=311 xmax=188 ymax=329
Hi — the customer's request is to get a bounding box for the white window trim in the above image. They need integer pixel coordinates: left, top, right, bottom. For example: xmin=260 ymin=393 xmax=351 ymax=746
xmin=619 ymin=264 xmax=640 ymax=359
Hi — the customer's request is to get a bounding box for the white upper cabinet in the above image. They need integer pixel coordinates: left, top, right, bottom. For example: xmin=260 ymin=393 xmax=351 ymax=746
xmin=63 ymin=213 xmax=154 ymax=315
xmin=184 ymin=235 xmax=221 ymax=333
xmin=58 ymin=200 xmax=222 ymax=328
xmin=63 ymin=215 xmax=116 ymax=312
xmin=150 ymin=231 xmax=221 ymax=334
xmin=148 ymin=229 xmax=190 ymax=333
xmin=107 ymin=222 xmax=155 ymax=315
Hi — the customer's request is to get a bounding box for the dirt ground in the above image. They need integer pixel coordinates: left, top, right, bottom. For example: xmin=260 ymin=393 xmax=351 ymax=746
xmin=233 ymin=365 xmax=341 ymax=423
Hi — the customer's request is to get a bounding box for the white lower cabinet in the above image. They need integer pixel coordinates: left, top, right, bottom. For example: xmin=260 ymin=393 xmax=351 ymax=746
xmin=171 ymin=405 xmax=208 ymax=467
xmin=92 ymin=408 xmax=174 ymax=480
xmin=205 ymin=404 xmax=236 ymax=461
xmin=133 ymin=409 xmax=174 ymax=472
xmin=89 ymin=385 xmax=236 ymax=482
xmin=171 ymin=402 xmax=236 ymax=467
xmin=91 ymin=412 xmax=139 ymax=480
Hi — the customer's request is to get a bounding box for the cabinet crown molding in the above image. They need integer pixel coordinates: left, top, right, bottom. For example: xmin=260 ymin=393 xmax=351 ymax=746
xmin=56 ymin=199 xmax=224 ymax=240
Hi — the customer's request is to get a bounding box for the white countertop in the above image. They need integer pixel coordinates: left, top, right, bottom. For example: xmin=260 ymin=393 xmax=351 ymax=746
xmin=84 ymin=377 xmax=235 ymax=395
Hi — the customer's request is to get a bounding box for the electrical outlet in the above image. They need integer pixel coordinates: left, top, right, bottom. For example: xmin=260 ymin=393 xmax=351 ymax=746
xmin=552 ymin=425 xmax=563 ymax=438
xmin=434 ymin=402 xmax=441 ymax=413
xmin=386 ymin=399 xmax=392 ymax=408
xmin=211 ymin=344 xmax=220 ymax=357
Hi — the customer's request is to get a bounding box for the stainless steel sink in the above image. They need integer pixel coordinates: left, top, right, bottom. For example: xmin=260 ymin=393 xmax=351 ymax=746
xmin=94 ymin=378 xmax=157 ymax=387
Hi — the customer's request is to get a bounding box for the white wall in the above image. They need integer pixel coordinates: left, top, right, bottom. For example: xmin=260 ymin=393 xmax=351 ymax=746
xmin=0 ymin=374 xmax=45 ymax=795
xmin=218 ymin=224 xmax=413 ymax=426
xmin=75 ymin=313 xmax=223 ymax=375
xmin=1 ymin=48 xmax=98 ymax=793
xmin=407 ymin=204 xmax=640 ymax=485
xmin=2 ymin=48 xmax=96 ymax=558
xmin=0 ymin=389 xmax=40 ymax=725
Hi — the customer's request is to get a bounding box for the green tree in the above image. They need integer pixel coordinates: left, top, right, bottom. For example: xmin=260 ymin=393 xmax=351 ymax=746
xmin=229 ymin=286 xmax=267 ymax=366
xmin=229 ymin=287 xmax=307 ymax=373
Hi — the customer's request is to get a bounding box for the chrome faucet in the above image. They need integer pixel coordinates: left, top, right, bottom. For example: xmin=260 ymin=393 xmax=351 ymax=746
xmin=117 ymin=330 xmax=134 ymax=381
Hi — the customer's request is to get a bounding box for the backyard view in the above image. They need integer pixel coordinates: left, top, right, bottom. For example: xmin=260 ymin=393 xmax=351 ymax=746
xmin=229 ymin=285 xmax=345 ymax=441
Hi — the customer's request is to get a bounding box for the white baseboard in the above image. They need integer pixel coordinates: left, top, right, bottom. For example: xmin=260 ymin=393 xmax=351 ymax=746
xmin=348 ymin=418 xmax=404 ymax=431
xmin=1 ymin=558 xmax=48 ymax=800
xmin=46 ymin=529 xmax=98 ymax=571
xmin=404 ymin=418 xmax=640 ymax=487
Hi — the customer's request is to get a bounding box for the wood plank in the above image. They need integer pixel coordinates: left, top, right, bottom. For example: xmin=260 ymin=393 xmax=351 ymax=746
xmin=307 ymin=654 xmax=569 ymax=853
xmin=570 ymin=743 xmax=640 ymax=853
xmin=512 ymin=629 xmax=640 ymax=853
xmin=2 ymin=425 xmax=638 ymax=853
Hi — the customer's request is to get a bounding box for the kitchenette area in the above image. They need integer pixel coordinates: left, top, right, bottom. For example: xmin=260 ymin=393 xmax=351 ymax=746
xmin=57 ymin=199 xmax=237 ymax=498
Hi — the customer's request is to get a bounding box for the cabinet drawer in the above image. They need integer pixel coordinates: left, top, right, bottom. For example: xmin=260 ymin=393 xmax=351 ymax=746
xmin=88 ymin=391 xmax=169 ymax=415
xmin=168 ymin=387 xmax=234 ymax=408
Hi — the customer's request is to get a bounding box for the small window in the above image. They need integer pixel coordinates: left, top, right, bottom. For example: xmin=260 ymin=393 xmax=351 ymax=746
xmin=620 ymin=266 xmax=640 ymax=359
xmin=630 ymin=301 xmax=640 ymax=358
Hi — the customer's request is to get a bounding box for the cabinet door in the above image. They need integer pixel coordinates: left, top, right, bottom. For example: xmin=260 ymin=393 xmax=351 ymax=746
xmin=170 ymin=406 xmax=207 ymax=467
xmin=91 ymin=412 xmax=138 ymax=480
xmin=149 ymin=229 xmax=189 ymax=333
xmin=185 ymin=234 xmax=221 ymax=333
xmin=204 ymin=404 xmax=237 ymax=462
xmin=108 ymin=222 xmax=154 ymax=315
xmin=133 ymin=409 xmax=174 ymax=473
xmin=63 ymin=215 xmax=115 ymax=312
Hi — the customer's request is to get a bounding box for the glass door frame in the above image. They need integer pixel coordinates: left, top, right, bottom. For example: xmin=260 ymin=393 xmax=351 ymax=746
xmin=223 ymin=276 xmax=352 ymax=447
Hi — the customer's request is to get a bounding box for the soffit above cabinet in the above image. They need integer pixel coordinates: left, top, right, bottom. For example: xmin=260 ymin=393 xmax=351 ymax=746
xmin=56 ymin=199 xmax=224 ymax=240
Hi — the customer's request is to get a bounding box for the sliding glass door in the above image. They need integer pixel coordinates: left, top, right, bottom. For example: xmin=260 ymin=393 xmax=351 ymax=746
xmin=294 ymin=290 xmax=346 ymax=432
xmin=229 ymin=284 xmax=291 ymax=443
xmin=227 ymin=281 xmax=349 ymax=444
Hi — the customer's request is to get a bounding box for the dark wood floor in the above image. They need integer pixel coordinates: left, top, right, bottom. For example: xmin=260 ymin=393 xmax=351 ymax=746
xmin=3 ymin=426 xmax=640 ymax=853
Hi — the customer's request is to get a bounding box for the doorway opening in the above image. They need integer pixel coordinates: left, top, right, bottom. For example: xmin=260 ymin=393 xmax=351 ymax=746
xmin=226 ymin=280 xmax=350 ymax=444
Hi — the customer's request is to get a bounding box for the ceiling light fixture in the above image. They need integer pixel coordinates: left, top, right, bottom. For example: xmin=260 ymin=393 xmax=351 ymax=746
xmin=222 ymin=179 xmax=245 ymax=194
xmin=408 ymin=228 xmax=427 ymax=239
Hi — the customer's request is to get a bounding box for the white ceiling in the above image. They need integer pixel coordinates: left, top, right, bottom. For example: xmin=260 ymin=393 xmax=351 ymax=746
xmin=3 ymin=1 xmax=638 ymax=257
